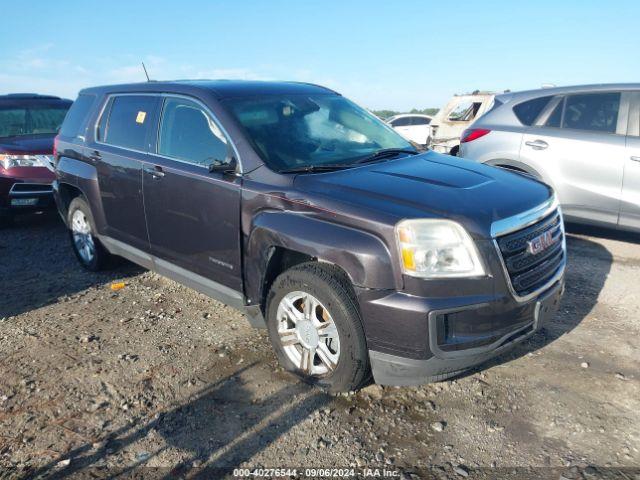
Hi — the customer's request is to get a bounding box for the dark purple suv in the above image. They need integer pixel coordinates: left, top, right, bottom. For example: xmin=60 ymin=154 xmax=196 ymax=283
xmin=0 ymin=94 xmax=71 ymax=223
xmin=53 ymin=81 xmax=565 ymax=392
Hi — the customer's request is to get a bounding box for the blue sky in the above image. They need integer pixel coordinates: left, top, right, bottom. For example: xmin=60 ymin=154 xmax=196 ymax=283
xmin=2 ymin=0 xmax=639 ymax=110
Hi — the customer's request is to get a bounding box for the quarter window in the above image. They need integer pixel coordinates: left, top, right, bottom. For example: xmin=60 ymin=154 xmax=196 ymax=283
xmin=513 ymin=96 xmax=552 ymax=126
xmin=60 ymin=95 xmax=95 ymax=138
xmin=562 ymin=92 xmax=620 ymax=133
xmin=99 ymin=95 xmax=157 ymax=150
xmin=158 ymin=97 xmax=229 ymax=167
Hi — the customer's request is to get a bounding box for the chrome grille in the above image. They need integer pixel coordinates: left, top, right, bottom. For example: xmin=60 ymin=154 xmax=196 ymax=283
xmin=496 ymin=209 xmax=565 ymax=299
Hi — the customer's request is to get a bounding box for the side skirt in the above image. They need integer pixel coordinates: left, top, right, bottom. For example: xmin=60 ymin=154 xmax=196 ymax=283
xmin=98 ymin=235 xmax=265 ymax=326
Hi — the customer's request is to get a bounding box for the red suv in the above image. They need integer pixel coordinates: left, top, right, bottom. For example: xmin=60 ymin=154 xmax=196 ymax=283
xmin=0 ymin=93 xmax=71 ymax=224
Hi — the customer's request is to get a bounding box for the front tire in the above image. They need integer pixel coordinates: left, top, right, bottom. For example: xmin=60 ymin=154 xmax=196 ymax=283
xmin=67 ymin=197 xmax=112 ymax=271
xmin=265 ymin=262 xmax=371 ymax=393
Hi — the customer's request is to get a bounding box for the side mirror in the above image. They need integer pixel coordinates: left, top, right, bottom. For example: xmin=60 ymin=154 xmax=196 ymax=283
xmin=209 ymin=156 xmax=238 ymax=174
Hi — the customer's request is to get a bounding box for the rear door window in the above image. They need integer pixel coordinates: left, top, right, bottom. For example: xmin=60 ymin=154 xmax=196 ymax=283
xmin=562 ymin=92 xmax=620 ymax=133
xmin=100 ymin=95 xmax=158 ymax=151
xmin=513 ymin=96 xmax=552 ymax=126
xmin=60 ymin=94 xmax=96 ymax=138
xmin=158 ymin=97 xmax=229 ymax=167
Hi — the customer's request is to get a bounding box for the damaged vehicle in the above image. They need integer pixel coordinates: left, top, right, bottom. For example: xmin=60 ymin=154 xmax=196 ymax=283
xmin=429 ymin=92 xmax=495 ymax=156
xmin=54 ymin=80 xmax=565 ymax=392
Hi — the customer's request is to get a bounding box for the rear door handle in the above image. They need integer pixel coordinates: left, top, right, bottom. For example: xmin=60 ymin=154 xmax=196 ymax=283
xmin=631 ymin=156 xmax=640 ymax=163
xmin=144 ymin=165 xmax=165 ymax=178
xmin=525 ymin=140 xmax=549 ymax=150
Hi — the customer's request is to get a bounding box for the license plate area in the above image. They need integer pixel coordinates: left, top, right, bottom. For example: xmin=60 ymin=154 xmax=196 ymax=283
xmin=11 ymin=198 xmax=39 ymax=206
xmin=534 ymin=282 xmax=563 ymax=328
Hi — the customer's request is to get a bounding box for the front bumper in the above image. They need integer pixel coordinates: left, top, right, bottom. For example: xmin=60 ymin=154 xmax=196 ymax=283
xmin=361 ymin=276 xmax=564 ymax=386
xmin=0 ymin=170 xmax=55 ymax=215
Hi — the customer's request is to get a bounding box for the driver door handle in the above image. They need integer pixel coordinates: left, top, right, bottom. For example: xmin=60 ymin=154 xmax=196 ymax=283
xmin=631 ymin=156 xmax=640 ymax=163
xmin=144 ymin=165 xmax=165 ymax=178
xmin=525 ymin=140 xmax=549 ymax=150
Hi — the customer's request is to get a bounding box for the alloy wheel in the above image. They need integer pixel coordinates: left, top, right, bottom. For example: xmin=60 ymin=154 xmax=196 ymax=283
xmin=71 ymin=209 xmax=95 ymax=264
xmin=276 ymin=291 xmax=340 ymax=376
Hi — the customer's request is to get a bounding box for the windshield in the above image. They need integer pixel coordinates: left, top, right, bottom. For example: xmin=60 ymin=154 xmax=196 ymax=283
xmin=222 ymin=94 xmax=413 ymax=171
xmin=0 ymin=100 xmax=71 ymax=139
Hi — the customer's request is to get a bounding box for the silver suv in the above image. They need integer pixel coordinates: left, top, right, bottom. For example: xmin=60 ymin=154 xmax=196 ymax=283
xmin=459 ymin=84 xmax=640 ymax=233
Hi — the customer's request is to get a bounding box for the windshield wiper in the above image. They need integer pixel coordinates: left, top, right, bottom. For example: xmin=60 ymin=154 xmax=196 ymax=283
xmin=278 ymin=164 xmax=354 ymax=174
xmin=354 ymin=148 xmax=419 ymax=165
xmin=278 ymin=148 xmax=419 ymax=174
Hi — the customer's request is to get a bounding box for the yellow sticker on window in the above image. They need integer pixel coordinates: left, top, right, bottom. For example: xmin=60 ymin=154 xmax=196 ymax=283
xmin=136 ymin=111 xmax=147 ymax=124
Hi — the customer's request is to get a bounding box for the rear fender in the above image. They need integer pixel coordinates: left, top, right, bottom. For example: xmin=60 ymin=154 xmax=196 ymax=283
xmin=55 ymin=157 xmax=105 ymax=231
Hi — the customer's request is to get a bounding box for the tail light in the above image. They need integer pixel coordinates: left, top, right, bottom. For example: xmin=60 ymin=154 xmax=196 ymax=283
xmin=53 ymin=135 xmax=60 ymax=157
xmin=461 ymin=128 xmax=491 ymax=143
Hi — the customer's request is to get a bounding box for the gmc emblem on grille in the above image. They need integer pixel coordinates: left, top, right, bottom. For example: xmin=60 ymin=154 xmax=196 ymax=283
xmin=527 ymin=230 xmax=557 ymax=255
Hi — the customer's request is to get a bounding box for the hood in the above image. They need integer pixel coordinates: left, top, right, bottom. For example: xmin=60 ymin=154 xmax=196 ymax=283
xmin=293 ymin=151 xmax=552 ymax=238
xmin=0 ymin=134 xmax=55 ymax=154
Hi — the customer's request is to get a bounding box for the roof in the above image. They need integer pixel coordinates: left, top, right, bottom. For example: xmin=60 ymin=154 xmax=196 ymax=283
xmin=497 ymin=83 xmax=640 ymax=103
xmin=0 ymin=93 xmax=68 ymax=101
xmin=80 ymin=79 xmax=339 ymax=98
xmin=388 ymin=113 xmax=433 ymax=119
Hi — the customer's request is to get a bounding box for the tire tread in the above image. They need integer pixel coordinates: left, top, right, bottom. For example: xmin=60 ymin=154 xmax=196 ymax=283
xmin=266 ymin=262 xmax=371 ymax=392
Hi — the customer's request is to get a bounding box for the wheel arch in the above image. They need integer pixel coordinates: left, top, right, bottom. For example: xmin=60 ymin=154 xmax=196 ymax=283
xmin=245 ymin=211 xmax=398 ymax=309
xmin=55 ymin=182 xmax=84 ymax=223
xmin=258 ymin=248 xmax=358 ymax=314
xmin=54 ymin=157 xmax=106 ymax=232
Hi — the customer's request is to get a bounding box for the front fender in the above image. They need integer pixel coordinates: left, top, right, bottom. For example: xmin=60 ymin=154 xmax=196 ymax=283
xmin=244 ymin=211 xmax=398 ymax=303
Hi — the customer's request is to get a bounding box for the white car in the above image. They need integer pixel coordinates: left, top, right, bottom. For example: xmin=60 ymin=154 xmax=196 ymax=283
xmin=386 ymin=114 xmax=432 ymax=146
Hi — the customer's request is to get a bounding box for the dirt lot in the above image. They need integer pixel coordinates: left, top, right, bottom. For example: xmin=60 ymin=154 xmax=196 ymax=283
xmin=0 ymin=213 xmax=639 ymax=479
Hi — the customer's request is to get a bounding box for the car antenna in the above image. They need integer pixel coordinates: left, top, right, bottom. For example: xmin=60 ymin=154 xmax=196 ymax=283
xmin=142 ymin=61 xmax=151 ymax=82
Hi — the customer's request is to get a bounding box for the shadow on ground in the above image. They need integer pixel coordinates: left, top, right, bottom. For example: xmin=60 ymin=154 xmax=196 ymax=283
xmin=0 ymin=212 xmax=142 ymax=318
xmin=24 ymin=364 xmax=330 ymax=479
xmin=454 ymin=232 xmax=614 ymax=379
xmin=1 ymin=213 xmax=621 ymax=383
xmin=565 ymin=222 xmax=640 ymax=245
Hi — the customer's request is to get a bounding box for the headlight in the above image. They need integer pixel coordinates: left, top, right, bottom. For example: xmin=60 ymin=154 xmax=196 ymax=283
xmin=395 ymin=219 xmax=485 ymax=278
xmin=0 ymin=154 xmax=49 ymax=170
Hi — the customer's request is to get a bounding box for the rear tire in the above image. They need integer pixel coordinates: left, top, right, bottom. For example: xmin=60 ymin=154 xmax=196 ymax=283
xmin=265 ymin=262 xmax=371 ymax=393
xmin=67 ymin=197 xmax=112 ymax=271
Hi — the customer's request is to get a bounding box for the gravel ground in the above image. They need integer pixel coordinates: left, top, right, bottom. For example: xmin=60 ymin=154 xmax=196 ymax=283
xmin=0 ymin=212 xmax=639 ymax=479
